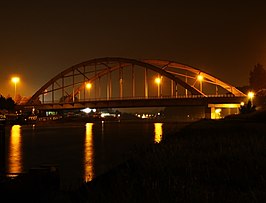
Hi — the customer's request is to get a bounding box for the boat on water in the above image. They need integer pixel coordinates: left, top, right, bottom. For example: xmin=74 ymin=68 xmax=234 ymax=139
xmin=25 ymin=115 xmax=63 ymax=124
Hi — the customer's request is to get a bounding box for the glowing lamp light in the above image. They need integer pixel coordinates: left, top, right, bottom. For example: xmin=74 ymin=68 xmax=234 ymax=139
xmin=197 ymin=75 xmax=203 ymax=92
xmin=215 ymin=108 xmax=222 ymax=114
xmin=197 ymin=75 xmax=203 ymax=81
xmin=81 ymin=108 xmax=96 ymax=114
xmin=86 ymin=83 xmax=92 ymax=89
xmin=248 ymin=91 xmax=254 ymax=100
xmin=11 ymin=76 xmax=20 ymax=98
xmin=155 ymin=77 xmax=161 ymax=84
xmin=81 ymin=108 xmax=92 ymax=113
xmin=12 ymin=77 xmax=20 ymax=84
xmin=240 ymin=102 xmax=245 ymax=106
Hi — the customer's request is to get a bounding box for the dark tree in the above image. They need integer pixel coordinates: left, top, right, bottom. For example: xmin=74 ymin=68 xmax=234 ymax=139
xmin=0 ymin=95 xmax=6 ymax=110
xmin=0 ymin=95 xmax=15 ymax=110
xmin=5 ymin=97 xmax=15 ymax=110
xmin=249 ymin=63 xmax=266 ymax=91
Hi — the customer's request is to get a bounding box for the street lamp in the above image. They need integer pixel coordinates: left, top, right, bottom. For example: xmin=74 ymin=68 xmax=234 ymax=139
xmin=248 ymin=91 xmax=255 ymax=105
xmin=11 ymin=77 xmax=20 ymax=98
xmin=86 ymin=82 xmax=92 ymax=98
xmin=197 ymin=75 xmax=203 ymax=92
xmin=155 ymin=76 xmax=161 ymax=97
xmin=248 ymin=91 xmax=254 ymax=100
xmin=86 ymin=83 xmax=92 ymax=89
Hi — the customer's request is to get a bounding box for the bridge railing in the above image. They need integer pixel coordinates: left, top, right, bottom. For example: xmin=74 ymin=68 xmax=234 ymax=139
xmin=37 ymin=94 xmax=241 ymax=105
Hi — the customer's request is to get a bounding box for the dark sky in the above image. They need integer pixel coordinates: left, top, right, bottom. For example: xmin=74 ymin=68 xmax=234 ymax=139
xmin=1 ymin=0 xmax=266 ymax=97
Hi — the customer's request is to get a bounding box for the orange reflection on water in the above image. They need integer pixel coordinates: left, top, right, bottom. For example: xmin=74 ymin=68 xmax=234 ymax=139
xmin=8 ymin=125 xmax=22 ymax=173
xmin=84 ymin=123 xmax=94 ymax=181
xmin=154 ymin=123 xmax=163 ymax=143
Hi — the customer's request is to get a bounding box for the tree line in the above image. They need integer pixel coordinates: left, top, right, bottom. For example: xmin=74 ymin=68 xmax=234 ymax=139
xmin=248 ymin=63 xmax=266 ymax=93
xmin=0 ymin=95 xmax=15 ymax=111
xmin=238 ymin=63 xmax=266 ymax=114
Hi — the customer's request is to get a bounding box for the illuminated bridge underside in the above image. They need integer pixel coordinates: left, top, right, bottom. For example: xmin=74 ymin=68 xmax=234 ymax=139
xmin=26 ymin=96 xmax=247 ymax=111
xmin=26 ymin=57 xmax=246 ymax=108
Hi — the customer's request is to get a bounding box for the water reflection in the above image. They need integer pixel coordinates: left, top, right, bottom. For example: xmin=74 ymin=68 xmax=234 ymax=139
xmin=154 ymin=123 xmax=163 ymax=143
xmin=8 ymin=125 xmax=22 ymax=174
xmin=84 ymin=123 xmax=94 ymax=181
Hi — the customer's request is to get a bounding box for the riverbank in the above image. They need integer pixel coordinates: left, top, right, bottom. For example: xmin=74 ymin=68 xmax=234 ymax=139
xmin=52 ymin=110 xmax=266 ymax=202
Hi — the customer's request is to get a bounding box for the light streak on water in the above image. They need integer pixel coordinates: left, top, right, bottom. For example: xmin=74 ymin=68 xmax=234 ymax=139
xmin=84 ymin=123 xmax=94 ymax=181
xmin=154 ymin=123 xmax=163 ymax=143
xmin=8 ymin=125 xmax=22 ymax=174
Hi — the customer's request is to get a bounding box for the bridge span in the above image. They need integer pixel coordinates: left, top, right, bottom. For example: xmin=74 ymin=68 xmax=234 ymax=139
xmin=23 ymin=95 xmax=245 ymax=110
xmin=19 ymin=95 xmax=248 ymax=119
xmin=20 ymin=57 xmax=250 ymax=119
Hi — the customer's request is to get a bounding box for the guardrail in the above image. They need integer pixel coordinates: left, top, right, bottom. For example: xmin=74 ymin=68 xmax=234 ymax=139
xmin=38 ymin=94 xmax=239 ymax=105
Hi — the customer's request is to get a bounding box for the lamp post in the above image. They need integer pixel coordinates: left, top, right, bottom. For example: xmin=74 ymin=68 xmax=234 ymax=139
xmin=197 ymin=75 xmax=203 ymax=92
xmin=155 ymin=76 xmax=161 ymax=97
xmin=11 ymin=77 xmax=20 ymax=99
xmin=248 ymin=91 xmax=254 ymax=105
xmin=86 ymin=82 xmax=92 ymax=99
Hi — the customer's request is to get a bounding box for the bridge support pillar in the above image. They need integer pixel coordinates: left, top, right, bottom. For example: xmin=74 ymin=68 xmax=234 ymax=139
xmin=204 ymin=106 xmax=214 ymax=119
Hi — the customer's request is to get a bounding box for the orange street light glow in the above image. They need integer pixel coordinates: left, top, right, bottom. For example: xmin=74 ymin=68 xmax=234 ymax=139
xmin=155 ymin=77 xmax=161 ymax=84
xmin=11 ymin=77 xmax=20 ymax=98
xmin=248 ymin=91 xmax=254 ymax=99
xmin=11 ymin=77 xmax=20 ymax=84
xmin=86 ymin=83 xmax=92 ymax=89
xmin=197 ymin=75 xmax=203 ymax=81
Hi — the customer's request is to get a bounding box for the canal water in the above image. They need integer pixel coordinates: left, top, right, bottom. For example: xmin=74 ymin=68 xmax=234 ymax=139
xmin=4 ymin=121 xmax=183 ymax=188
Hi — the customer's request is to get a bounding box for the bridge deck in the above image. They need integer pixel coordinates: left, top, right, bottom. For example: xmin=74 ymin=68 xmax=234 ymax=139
xmin=19 ymin=96 xmax=247 ymax=110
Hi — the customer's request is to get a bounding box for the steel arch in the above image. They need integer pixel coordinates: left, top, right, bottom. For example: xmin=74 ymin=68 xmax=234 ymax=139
xmin=143 ymin=59 xmax=245 ymax=97
xmin=26 ymin=57 xmax=245 ymax=105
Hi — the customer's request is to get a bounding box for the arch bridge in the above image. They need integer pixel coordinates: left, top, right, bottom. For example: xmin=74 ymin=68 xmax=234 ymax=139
xmin=25 ymin=57 xmax=247 ymax=117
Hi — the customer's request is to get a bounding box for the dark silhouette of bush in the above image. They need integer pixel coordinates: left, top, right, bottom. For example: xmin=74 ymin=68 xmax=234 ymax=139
xmin=0 ymin=95 xmax=15 ymax=110
xmin=239 ymin=100 xmax=256 ymax=114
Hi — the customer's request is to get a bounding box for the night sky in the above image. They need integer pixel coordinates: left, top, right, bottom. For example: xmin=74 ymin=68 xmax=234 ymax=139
xmin=1 ymin=0 xmax=266 ymax=97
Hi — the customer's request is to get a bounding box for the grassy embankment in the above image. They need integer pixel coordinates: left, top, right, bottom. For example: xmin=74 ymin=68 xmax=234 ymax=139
xmin=55 ymin=110 xmax=266 ymax=202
